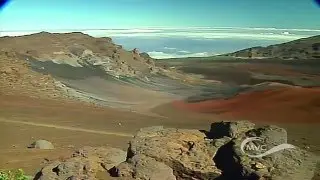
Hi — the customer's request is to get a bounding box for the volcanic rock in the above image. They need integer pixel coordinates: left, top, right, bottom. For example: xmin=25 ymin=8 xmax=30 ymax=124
xmin=34 ymin=146 xmax=126 ymax=180
xmin=34 ymin=121 xmax=318 ymax=180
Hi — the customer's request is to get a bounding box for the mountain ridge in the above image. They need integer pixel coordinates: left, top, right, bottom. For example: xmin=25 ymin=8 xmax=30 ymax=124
xmin=0 ymin=32 xmax=158 ymax=78
xmin=222 ymin=35 xmax=320 ymax=60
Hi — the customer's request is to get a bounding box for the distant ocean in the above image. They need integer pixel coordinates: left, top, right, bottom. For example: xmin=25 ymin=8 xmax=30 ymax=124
xmin=1 ymin=27 xmax=319 ymax=59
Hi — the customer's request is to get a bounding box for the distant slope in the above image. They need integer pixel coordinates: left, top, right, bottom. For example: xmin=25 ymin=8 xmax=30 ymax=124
xmin=223 ymin=35 xmax=320 ymax=60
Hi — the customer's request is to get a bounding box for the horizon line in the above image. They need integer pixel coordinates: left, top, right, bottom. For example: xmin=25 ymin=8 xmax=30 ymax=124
xmin=1 ymin=26 xmax=320 ymax=32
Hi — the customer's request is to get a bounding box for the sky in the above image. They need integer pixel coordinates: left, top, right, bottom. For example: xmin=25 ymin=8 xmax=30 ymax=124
xmin=0 ymin=0 xmax=319 ymax=59
xmin=0 ymin=0 xmax=319 ymax=30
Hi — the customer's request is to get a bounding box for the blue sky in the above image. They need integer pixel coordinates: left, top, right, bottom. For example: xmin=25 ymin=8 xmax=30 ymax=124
xmin=0 ymin=0 xmax=319 ymax=30
xmin=0 ymin=0 xmax=319 ymax=58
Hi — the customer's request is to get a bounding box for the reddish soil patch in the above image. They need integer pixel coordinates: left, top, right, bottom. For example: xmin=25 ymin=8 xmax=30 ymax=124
xmin=173 ymin=87 xmax=320 ymax=124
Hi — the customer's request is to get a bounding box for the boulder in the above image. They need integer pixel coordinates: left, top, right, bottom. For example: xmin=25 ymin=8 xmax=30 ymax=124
xmin=124 ymin=126 xmax=223 ymax=179
xmin=121 ymin=121 xmax=318 ymax=180
xmin=28 ymin=140 xmax=54 ymax=149
xmin=33 ymin=121 xmax=318 ymax=180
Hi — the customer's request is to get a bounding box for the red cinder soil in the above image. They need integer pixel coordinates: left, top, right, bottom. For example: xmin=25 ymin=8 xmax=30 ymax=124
xmin=173 ymin=87 xmax=320 ymax=124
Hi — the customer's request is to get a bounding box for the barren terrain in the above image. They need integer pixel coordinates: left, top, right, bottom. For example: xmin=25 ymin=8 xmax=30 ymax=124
xmin=0 ymin=33 xmax=319 ymax=179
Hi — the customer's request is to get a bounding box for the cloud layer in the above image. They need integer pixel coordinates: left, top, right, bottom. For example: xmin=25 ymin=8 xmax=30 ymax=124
xmin=1 ymin=27 xmax=319 ymax=41
xmin=1 ymin=27 xmax=318 ymax=59
xmin=147 ymin=51 xmax=218 ymax=59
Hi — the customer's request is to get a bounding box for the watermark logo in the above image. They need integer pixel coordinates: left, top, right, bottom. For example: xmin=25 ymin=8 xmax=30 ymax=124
xmin=240 ymin=137 xmax=296 ymax=158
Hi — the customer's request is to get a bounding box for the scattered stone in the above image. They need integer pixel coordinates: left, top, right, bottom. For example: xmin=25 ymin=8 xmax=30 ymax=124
xmin=67 ymin=145 xmax=75 ymax=149
xmin=28 ymin=140 xmax=54 ymax=149
xmin=252 ymin=162 xmax=267 ymax=170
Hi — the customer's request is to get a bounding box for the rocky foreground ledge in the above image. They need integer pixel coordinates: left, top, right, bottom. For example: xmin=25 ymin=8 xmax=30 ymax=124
xmin=34 ymin=121 xmax=318 ymax=180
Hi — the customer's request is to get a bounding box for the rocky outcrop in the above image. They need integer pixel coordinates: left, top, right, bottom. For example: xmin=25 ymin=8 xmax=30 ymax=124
xmin=34 ymin=121 xmax=319 ymax=180
xmin=34 ymin=146 xmax=127 ymax=180
xmin=117 ymin=126 xmax=224 ymax=179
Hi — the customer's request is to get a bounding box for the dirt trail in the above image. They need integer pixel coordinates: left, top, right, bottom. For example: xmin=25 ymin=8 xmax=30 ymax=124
xmin=0 ymin=118 xmax=133 ymax=137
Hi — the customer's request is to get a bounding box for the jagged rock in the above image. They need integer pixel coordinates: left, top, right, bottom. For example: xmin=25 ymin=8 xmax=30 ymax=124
xmin=28 ymin=140 xmax=54 ymax=149
xmin=34 ymin=146 xmax=126 ymax=180
xmin=33 ymin=121 xmax=318 ymax=180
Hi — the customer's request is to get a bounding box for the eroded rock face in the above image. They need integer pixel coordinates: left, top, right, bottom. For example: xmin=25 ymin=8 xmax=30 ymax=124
xmin=34 ymin=121 xmax=318 ymax=180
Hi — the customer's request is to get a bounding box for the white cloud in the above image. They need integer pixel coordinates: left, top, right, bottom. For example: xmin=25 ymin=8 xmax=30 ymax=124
xmin=147 ymin=51 xmax=217 ymax=59
xmin=177 ymin=50 xmax=191 ymax=53
xmin=94 ymin=31 xmax=306 ymax=40
xmin=1 ymin=27 xmax=319 ymax=41
xmin=163 ymin=47 xmax=177 ymax=50
xmin=0 ymin=31 xmax=37 ymax=36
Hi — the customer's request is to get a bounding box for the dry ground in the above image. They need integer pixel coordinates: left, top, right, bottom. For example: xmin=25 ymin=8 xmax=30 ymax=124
xmin=1 ymin=94 xmax=319 ymax=177
xmin=0 ymin=95 xmax=215 ymax=176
